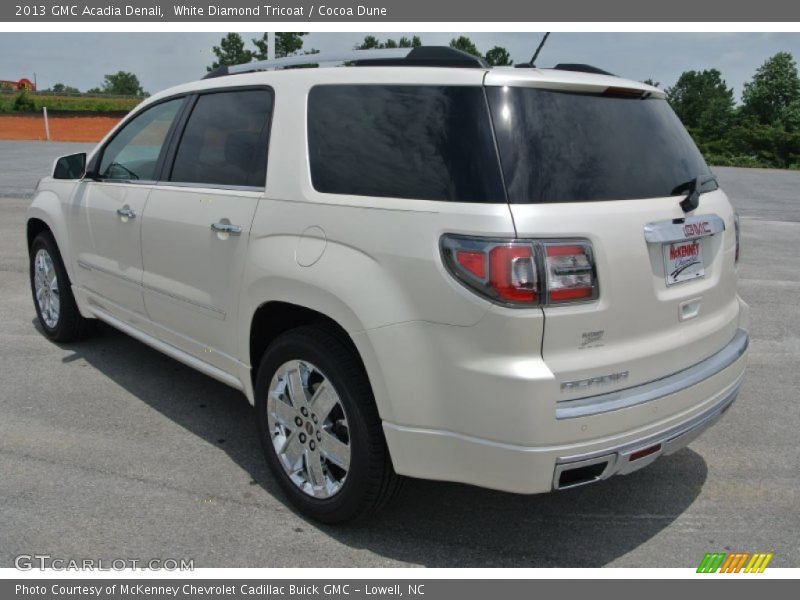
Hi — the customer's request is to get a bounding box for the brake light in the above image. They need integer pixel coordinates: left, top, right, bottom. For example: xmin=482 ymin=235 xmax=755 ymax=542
xmin=489 ymin=245 xmax=537 ymax=303
xmin=733 ymin=212 xmax=741 ymax=265
xmin=441 ymin=235 xmax=597 ymax=306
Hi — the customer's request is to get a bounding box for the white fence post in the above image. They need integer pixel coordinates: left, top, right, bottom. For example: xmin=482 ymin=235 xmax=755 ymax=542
xmin=43 ymin=106 xmax=50 ymax=141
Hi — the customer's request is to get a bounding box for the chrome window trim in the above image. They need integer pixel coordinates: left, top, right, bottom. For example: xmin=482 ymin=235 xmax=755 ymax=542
xmin=643 ymin=214 xmax=726 ymax=244
xmin=154 ymin=181 xmax=264 ymax=193
xmin=556 ymin=328 xmax=748 ymax=420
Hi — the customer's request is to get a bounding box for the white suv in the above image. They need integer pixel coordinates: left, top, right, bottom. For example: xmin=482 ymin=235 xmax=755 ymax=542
xmin=27 ymin=47 xmax=748 ymax=522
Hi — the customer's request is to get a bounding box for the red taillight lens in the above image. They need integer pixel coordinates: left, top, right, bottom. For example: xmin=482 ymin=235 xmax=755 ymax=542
xmin=489 ymin=245 xmax=538 ymax=303
xmin=455 ymin=250 xmax=486 ymax=280
xmin=544 ymin=242 xmax=596 ymax=303
xmin=441 ymin=235 xmax=597 ymax=307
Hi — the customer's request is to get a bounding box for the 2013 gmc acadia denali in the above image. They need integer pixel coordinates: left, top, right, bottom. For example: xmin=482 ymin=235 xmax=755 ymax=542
xmin=26 ymin=47 xmax=749 ymax=522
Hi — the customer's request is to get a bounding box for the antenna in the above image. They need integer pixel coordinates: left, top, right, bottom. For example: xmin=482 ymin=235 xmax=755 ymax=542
xmin=529 ymin=32 xmax=551 ymax=67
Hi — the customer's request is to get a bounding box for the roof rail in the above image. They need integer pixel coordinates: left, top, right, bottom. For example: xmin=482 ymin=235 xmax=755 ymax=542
xmin=203 ymin=46 xmax=487 ymax=79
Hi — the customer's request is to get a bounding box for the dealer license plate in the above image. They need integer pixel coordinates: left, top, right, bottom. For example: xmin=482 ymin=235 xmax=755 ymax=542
xmin=663 ymin=240 xmax=704 ymax=286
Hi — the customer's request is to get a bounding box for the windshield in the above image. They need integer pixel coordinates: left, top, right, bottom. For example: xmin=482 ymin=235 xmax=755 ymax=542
xmin=486 ymin=87 xmax=715 ymax=203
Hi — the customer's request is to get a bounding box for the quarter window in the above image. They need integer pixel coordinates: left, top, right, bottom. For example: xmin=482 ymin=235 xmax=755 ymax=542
xmin=307 ymin=85 xmax=505 ymax=203
xmin=98 ymin=98 xmax=183 ymax=181
xmin=169 ymin=89 xmax=273 ymax=188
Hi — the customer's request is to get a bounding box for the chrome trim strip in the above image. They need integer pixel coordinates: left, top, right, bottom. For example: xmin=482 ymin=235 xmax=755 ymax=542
xmin=76 ymin=259 xmax=141 ymax=287
xmin=553 ymin=376 xmax=741 ymax=489
xmin=556 ymin=329 xmax=748 ymax=420
xmin=644 ymin=214 xmax=726 ymax=244
xmin=142 ymin=282 xmax=226 ymax=319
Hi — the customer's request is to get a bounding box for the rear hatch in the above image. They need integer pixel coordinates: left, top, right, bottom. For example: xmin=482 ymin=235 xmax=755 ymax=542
xmin=485 ymin=74 xmax=741 ymax=397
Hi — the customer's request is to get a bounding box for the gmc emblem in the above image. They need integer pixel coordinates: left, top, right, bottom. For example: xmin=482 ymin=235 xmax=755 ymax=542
xmin=684 ymin=221 xmax=711 ymax=237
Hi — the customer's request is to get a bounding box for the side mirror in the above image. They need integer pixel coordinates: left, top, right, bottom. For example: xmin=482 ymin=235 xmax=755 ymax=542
xmin=53 ymin=153 xmax=87 ymax=180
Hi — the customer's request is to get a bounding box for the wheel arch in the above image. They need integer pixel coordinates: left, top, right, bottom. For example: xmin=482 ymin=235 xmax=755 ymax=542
xmin=243 ymin=292 xmax=394 ymax=422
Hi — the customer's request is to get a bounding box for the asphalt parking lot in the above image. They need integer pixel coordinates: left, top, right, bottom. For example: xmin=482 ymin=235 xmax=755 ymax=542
xmin=0 ymin=140 xmax=798 ymax=568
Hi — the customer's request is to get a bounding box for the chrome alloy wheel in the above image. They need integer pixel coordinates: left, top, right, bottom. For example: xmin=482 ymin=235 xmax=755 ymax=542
xmin=267 ymin=360 xmax=351 ymax=498
xmin=33 ymin=248 xmax=60 ymax=329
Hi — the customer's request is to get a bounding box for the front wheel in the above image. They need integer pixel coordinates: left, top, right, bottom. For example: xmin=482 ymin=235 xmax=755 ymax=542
xmin=29 ymin=231 xmax=95 ymax=342
xmin=255 ymin=325 xmax=400 ymax=523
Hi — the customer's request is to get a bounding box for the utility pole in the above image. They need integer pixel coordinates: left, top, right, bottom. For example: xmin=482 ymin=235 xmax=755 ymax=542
xmin=268 ymin=32 xmax=274 ymax=61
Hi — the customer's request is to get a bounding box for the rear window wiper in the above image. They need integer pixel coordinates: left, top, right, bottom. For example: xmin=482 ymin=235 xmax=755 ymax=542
xmin=671 ymin=175 xmax=717 ymax=213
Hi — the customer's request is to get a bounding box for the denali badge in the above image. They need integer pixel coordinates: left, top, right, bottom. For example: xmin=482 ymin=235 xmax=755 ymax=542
xmin=561 ymin=371 xmax=630 ymax=392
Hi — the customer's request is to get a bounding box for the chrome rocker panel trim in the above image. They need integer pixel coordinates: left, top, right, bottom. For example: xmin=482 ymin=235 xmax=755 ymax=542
xmin=553 ymin=373 xmax=742 ymax=490
xmin=556 ymin=329 xmax=748 ymax=420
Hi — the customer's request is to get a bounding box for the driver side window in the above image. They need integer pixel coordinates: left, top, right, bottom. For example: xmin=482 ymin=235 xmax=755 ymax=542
xmin=98 ymin=98 xmax=183 ymax=182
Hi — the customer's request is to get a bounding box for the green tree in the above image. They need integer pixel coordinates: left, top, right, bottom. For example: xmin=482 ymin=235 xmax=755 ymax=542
xmin=741 ymin=52 xmax=800 ymax=126
xmin=666 ymin=69 xmax=736 ymax=140
xmin=93 ymin=71 xmax=147 ymax=97
xmin=49 ymin=83 xmax=80 ymax=94
xmin=252 ymin=32 xmax=318 ymax=60
xmin=485 ymin=46 xmax=513 ymax=66
xmin=642 ymin=78 xmax=660 ymax=87
xmin=398 ymin=36 xmax=422 ymax=48
xmin=356 ymin=35 xmax=381 ymax=50
xmin=208 ymin=32 xmax=254 ymax=71
xmin=449 ymin=36 xmax=481 ymax=57
xmin=356 ymin=35 xmax=422 ymax=50
xmin=12 ymin=90 xmax=36 ymax=112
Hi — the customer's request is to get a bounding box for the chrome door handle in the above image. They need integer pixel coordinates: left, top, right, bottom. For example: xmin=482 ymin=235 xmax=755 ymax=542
xmin=116 ymin=207 xmax=136 ymax=219
xmin=210 ymin=222 xmax=242 ymax=236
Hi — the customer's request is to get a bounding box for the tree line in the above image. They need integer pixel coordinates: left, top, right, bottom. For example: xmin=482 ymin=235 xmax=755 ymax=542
xmin=9 ymin=32 xmax=799 ymax=169
xmin=664 ymin=51 xmax=800 ymax=169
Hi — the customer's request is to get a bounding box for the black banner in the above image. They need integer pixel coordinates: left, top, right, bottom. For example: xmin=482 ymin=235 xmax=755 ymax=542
xmin=3 ymin=0 xmax=800 ymax=22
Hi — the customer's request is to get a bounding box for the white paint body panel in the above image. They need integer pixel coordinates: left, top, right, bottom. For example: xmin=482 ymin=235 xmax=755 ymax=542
xmin=27 ymin=65 xmax=748 ymax=494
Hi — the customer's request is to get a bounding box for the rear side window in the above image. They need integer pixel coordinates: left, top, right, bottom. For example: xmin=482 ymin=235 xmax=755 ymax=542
xmin=486 ymin=87 xmax=715 ymax=203
xmin=307 ymin=85 xmax=505 ymax=202
xmin=170 ymin=89 xmax=273 ymax=188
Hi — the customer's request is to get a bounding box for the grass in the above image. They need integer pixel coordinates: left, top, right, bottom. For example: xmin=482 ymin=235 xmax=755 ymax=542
xmin=0 ymin=92 xmax=142 ymax=114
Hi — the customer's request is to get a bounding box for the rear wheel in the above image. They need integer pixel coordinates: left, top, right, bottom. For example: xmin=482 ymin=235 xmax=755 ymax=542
xmin=29 ymin=231 xmax=96 ymax=342
xmin=255 ymin=325 xmax=400 ymax=523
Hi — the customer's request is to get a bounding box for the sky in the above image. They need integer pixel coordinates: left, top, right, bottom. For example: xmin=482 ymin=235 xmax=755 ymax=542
xmin=2 ymin=32 xmax=800 ymax=101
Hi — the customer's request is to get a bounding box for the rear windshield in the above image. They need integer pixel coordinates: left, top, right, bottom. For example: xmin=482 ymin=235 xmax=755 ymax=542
xmin=307 ymin=85 xmax=505 ymax=203
xmin=486 ymin=87 xmax=715 ymax=203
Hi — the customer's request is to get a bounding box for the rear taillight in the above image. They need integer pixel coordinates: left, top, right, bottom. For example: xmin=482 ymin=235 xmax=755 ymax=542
xmin=441 ymin=235 xmax=597 ymax=306
xmin=733 ymin=212 xmax=741 ymax=265
xmin=544 ymin=242 xmax=596 ymax=303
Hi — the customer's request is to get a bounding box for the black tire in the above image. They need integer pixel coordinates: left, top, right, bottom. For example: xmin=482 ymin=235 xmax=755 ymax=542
xmin=29 ymin=231 xmax=96 ymax=343
xmin=255 ymin=324 xmax=401 ymax=523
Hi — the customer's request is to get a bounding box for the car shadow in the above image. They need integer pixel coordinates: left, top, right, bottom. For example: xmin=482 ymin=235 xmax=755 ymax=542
xmin=54 ymin=320 xmax=708 ymax=568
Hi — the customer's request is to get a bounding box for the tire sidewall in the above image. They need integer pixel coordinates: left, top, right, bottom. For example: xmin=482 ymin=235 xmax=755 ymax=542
xmin=254 ymin=330 xmax=376 ymax=523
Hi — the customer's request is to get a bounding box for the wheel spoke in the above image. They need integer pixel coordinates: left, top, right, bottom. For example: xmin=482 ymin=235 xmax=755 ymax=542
xmin=305 ymin=450 xmax=326 ymax=490
xmin=271 ymin=396 xmax=300 ymax=429
xmin=319 ymin=431 xmax=350 ymax=470
xmin=310 ymin=380 xmax=338 ymax=420
xmin=287 ymin=368 xmax=309 ymax=408
xmin=280 ymin=432 xmax=304 ymax=469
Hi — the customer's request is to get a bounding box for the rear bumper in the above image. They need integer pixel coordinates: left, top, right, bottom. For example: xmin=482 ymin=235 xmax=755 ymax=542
xmin=552 ymin=375 xmax=740 ymax=489
xmin=382 ymin=330 xmax=747 ymax=494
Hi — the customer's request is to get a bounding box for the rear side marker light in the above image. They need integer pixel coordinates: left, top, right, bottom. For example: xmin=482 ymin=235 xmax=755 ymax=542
xmin=441 ymin=235 xmax=598 ymax=307
xmin=629 ymin=444 xmax=662 ymax=462
xmin=455 ymin=250 xmax=486 ymax=280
